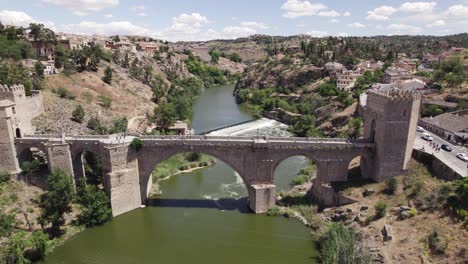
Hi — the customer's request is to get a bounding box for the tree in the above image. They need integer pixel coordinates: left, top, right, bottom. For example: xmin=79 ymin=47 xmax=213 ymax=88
xmin=72 ymin=105 xmax=85 ymax=123
xmin=5 ymin=231 xmax=48 ymax=263
xmin=130 ymin=138 xmax=143 ymax=152
xmin=102 ymin=66 xmax=112 ymax=84
xmin=154 ymin=102 xmax=176 ymax=132
xmin=77 ymin=186 xmax=112 ymax=227
xmin=34 ymin=61 xmax=44 ymax=78
xmin=229 ymin=53 xmax=241 ymax=63
xmin=39 ymin=169 xmax=73 ymax=236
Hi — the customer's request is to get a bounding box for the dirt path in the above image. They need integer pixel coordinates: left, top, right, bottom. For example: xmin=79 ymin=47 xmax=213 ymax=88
xmin=127 ymin=115 xmax=146 ymax=133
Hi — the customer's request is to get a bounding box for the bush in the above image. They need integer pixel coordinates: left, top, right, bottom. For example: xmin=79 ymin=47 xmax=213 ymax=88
xmin=55 ymin=87 xmax=75 ymax=100
xmin=374 ymin=202 xmax=388 ymax=219
xmin=72 ymin=105 xmax=85 ymax=123
xmin=384 ymin=178 xmax=398 ymax=195
xmin=319 ymin=223 xmax=372 ymax=264
xmin=98 ymin=95 xmax=112 ymax=109
xmin=6 ymin=231 xmax=49 ymax=263
xmin=186 ymin=152 xmax=201 ymax=162
xmin=267 ymin=206 xmax=282 ymax=216
xmin=0 ymin=213 xmax=15 ymax=237
xmin=130 ymin=138 xmax=143 ymax=152
xmin=102 ymin=66 xmax=112 ymax=84
xmin=291 ymin=174 xmax=309 ymax=186
xmin=0 ymin=171 xmax=10 ymax=183
xmin=427 ymin=229 xmax=448 ymax=254
xmin=21 ymin=160 xmax=41 ymax=174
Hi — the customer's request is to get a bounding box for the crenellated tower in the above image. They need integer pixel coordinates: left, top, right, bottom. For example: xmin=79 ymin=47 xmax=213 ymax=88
xmin=361 ymin=89 xmax=422 ymax=181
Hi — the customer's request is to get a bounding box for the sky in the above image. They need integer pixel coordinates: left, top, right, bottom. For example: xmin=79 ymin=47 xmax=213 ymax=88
xmin=0 ymin=0 xmax=467 ymax=41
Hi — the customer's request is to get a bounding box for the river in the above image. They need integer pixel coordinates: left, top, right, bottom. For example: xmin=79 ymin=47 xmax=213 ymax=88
xmin=44 ymin=84 xmax=318 ymax=263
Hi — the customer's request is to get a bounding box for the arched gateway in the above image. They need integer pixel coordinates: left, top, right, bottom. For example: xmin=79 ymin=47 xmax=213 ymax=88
xmin=1 ymin=87 xmax=422 ymax=217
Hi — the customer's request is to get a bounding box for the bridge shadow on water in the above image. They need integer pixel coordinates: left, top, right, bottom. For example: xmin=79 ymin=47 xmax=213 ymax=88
xmin=146 ymin=197 xmax=252 ymax=213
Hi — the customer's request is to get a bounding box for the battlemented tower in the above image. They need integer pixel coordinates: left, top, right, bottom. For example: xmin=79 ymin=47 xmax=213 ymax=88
xmin=362 ymin=89 xmax=422 ymax=181
xmin=0 ymin=84 xmax=44 ymax=174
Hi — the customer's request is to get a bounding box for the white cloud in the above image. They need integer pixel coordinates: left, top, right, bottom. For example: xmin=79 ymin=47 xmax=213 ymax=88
xmin=130 ymin=5 xmax=145 ymax=11
xmin=446 ymin=5 xmax=468 ymax=17
xmin=104 ymin=14 xmax=113 ymax=18
xmin=240 ymin=21 xmax=268 ymax=29
xmin=307 ymin=30 xmax=328 ymax=37
xmin=138 ymin=12 xmax=147 ymax=17
xmin=366 ymin=6 xmax=397 ymax=21
xmin=0 ymin=10 xmax=55 ymax=28
xmin=281 ymin=0 xmax=327 ymax=18
xmin=427 ymin=19 xmax=445 ymax=27
xmin=42 ymin=0 xmax=119 ymax=16
xmin=399 ymin=1 xmax=436 ymax=13
xmin=343 ymin=11 xmax=351 ymax=17
xmin=387 ymin=23 xmax=422 ymax=33
xmin=330 ymin=19 xmax=339 ymax=23
xmin=59 ymin=21 xmax=156 ymax=36
xmin=348 ymin=22 xmax=366 ymax=28
xmin=338 ymin=32 xmax=349 ymax=37
xmin=318 ymin=10 xmax=340 ymax=17
xmin=218 ymin=26 xmax=256 ymax=39
xmin=172 ymin=13 xmax=208 ymax=28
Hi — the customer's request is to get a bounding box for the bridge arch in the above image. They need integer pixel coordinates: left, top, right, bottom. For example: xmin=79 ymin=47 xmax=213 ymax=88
xmin=137 ymin=146 xmax=250 ymax=204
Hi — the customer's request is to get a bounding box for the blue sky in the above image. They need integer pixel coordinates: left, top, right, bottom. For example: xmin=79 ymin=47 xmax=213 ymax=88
xmin=0 ymin=0 xmax=467 ymax=41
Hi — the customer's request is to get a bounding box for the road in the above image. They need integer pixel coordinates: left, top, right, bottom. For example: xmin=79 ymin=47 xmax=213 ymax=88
xmin=414 ymin=129 xmax=467 ymax=177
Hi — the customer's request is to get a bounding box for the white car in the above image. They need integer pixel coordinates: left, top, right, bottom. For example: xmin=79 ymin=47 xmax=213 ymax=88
xmin=457 ymin=153 xmax=468 ymax=162
xmin=422 ymin=133 xmax=433 ymax=141
xmin=416 ymin=126 xmax=424 ymax=132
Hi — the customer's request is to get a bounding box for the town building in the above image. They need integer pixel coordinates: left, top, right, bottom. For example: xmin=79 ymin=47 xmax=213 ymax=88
xmin=168 ymin=121 xmax=191 ymax=135
xmin=136 ymin=42 xmax=159 ymax=53
xmin=419 ymin=110 xmax=468 ymax=144
xmin=336 ymin=69 xmax=363 ymax=91
xmin=324 ymin=62 xmax=344 ymax=76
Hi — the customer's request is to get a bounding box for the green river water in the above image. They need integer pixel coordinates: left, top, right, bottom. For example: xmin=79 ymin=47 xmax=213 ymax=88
xmin=44 ymin=84 xmax=319 ymax=264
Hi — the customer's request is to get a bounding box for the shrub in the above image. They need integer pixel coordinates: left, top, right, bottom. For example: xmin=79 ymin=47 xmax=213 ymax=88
xmin=267 ymin=206 xmax=282 ymax=216
xmin=385 ymin=178 xmax=398 ymax=195
xmin=186 ymin=152 xmax=201 ymax=162
xmin=0 ymin=171 xmax=10 ymax=184
xmin=0 ymin=213 xmax=15 ymax=237
xmin=291 ymin=174 xmax=309 ymax=186
xmin=55 ymin=87 xmax=75 ymax=100
xmin=130 ymin=138 xmax=143 ymax=152
xmin=374 ymin=202 xmax=388 ymax=219
xmin=98 ymin=95 xmax=112 ymax=109
xmin=319 ymin=223 xmax=372 ymax=264
xmin=21 ymin=160 xmax=41 ymax=174
xmin=102 ymin=66 xmax=112 ymax=84
xmin=71 ymin=105 xmax=85 ymax=123
xmin=427 ymin=229 xmax=448 ymax=255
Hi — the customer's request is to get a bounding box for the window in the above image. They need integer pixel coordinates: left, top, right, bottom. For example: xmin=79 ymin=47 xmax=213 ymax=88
xmin=12 ymin=107 xmax=16 ymax=114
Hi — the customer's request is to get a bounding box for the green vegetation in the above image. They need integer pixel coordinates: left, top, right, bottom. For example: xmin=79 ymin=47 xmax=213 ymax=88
xmin=38 ymin=170 xmax=73 ymax=236
xmin=319 ymin=223 xmax=372 ymax=264
xmin=54 ymin=87 xmax=76 ymax=100
xmin=0 ymin=213 xmax=15 ymax=237
xmin=102 ymin=66 xmax=112 ymax=84
xmin=151 ymin=153 xmax=215 ymax=183
xmin=384 ymin=178 xmax=398 ymax=195
xmin=71 ymin=105 xmax=85 ymax=123
xmin=4 ymin=230 xmax=49 ymax=263
xmin=421 ymin=105 xmax=444 ymax=117
xmin=374 ymin=202 xmax=388 ymax=219
xmin=76 ymin=185 xmax=112 ymax=227
xmin=291 ymin=164 xmax=316 ymax=186
xmin=427 ymin=229 xmax=448 ymax=254
xmin=0 ymin=171 xmax=10 ymax=184
xmin=433 ymin=58 xmax=466 ymax=87
xmin=98 ymin=95 xmax=112 ymax=109
xmin=20 ymin=160 xmax=42 ymax=175
xmin=184 ymin=54 xmax=227 ymax=87
xmin=130 ymin=138 xmax=143 ymax=152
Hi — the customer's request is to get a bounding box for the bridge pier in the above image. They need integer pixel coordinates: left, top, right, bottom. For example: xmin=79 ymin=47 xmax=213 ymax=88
xmin=248 ymin=184 xmax=276 ymax=213
xmin=45 ymin=142 xmax=75 ymax=180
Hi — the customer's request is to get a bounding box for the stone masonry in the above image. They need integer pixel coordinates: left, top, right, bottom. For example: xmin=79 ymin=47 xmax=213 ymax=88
xmin=0 ymin=85 xmax=421 ymax=217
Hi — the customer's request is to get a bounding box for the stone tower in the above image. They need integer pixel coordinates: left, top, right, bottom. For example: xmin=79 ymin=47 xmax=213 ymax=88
xmin=362 ymin=89 xmax=422 ymax=181
xmin=0 ymin=84 xmax=44 ymax=174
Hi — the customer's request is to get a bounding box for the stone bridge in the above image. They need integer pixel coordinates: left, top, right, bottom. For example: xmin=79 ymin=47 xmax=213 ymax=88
xmin=1 ymin=87 xmax=422 ymax=217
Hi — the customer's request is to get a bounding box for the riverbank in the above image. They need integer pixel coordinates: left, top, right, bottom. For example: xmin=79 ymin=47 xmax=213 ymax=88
xmin=149 ymin=153 xmax=216 ymax=196
xmin=269 ymin=159 xmax=468 ymax=263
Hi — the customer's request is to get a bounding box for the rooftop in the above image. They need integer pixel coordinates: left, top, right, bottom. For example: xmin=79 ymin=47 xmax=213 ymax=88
xmin=421 ymin=112 xmax=468 ymax=133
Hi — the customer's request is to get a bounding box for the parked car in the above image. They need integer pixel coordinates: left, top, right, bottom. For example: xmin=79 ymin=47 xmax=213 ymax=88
xmin=441 ymin=144 xmax=452 ymax=152
xmin=422 ymin=133 xmax=433 ymax=141
xmin=456 ymin=153 xmax=468 ymax=162
xmin=416 ymin=126 xmax=424 ymax=132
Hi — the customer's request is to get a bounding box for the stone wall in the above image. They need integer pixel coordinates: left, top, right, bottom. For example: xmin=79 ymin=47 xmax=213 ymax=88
xmin=412 ymin=149 xmax=463 ymax=181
